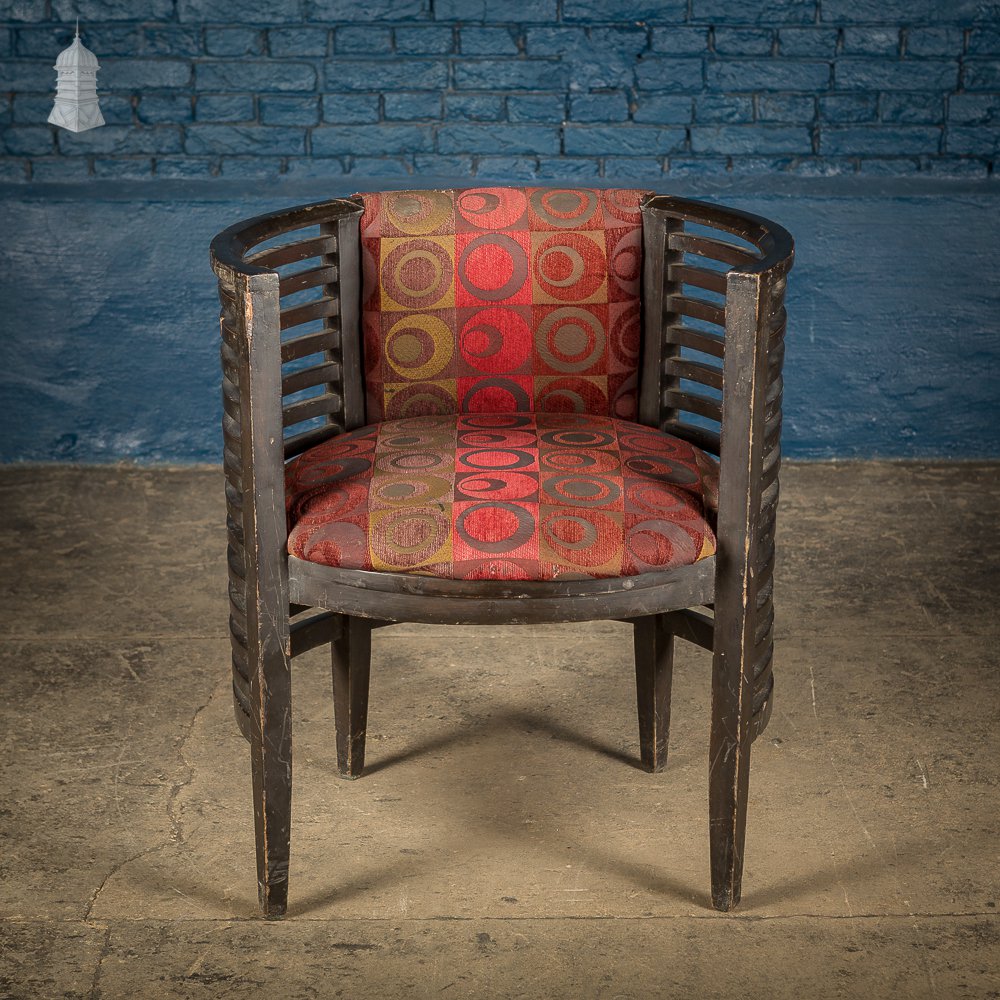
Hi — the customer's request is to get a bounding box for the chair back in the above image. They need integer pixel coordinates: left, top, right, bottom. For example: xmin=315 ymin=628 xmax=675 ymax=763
xmin=355 ymin=187 xmax=650 ymax=422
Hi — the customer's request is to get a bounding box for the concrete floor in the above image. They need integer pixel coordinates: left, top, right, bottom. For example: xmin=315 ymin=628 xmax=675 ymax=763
xmin=0 ymin=463 xmax=998 ymax=999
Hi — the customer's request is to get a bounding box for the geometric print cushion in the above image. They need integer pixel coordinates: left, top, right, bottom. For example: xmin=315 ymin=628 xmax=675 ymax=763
xmin=286 ymin=412 xmax=718 ymax=582
xmin=355 ymin=187 xmax=651 ymax=423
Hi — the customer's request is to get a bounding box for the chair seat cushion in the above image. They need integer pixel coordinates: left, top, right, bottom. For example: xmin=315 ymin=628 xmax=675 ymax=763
xmin=285 ymin=413 xmax=719 ymax=582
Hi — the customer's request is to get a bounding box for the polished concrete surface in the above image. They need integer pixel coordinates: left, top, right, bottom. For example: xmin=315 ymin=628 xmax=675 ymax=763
xmin=1 ymin=463 xmax=998 ymax=998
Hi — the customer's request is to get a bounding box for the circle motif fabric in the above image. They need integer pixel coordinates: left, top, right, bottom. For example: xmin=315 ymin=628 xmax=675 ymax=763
xmin=286 ymin=413 xmax=718 ymax=581
xmin=458 ymin=233 xmax=529 ymax=302
xmin=383 ymin=190 xmax=454 ymax=236
xmin=356 ymin=186 xmax=650 ymax=422
xmin=385 ymin=314 xmax=454 ymax=381
xmin=381 ymin=237 xmax=453 ymax=310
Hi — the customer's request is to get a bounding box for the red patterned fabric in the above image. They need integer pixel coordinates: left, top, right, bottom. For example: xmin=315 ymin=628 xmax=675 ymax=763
xmin=356 ymin=187 xmax=651 ymax=423
xmin=286 ymin=413 xmax=718 ymax=582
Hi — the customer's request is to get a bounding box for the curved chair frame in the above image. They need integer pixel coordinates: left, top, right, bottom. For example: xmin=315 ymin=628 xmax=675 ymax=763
xmin=210 ymin=192 xmax=793 ymax=918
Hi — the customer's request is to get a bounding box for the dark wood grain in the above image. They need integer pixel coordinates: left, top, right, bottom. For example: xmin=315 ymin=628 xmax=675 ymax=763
xmin=633 ymin=615 xmax=673 ymax=773
xmin=331 ymin=615 xmax=372 ymax=779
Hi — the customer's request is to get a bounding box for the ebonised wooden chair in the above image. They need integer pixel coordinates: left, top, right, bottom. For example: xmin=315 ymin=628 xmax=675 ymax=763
xmin=210 ymin=187 xmax=793 ymax=918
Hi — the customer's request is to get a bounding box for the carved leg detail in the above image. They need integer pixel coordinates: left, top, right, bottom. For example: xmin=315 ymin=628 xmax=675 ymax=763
xmin=332 ymin=615 xmax=372 ymax=779
xmin=633 ymin=615 xmax=674 ymax=773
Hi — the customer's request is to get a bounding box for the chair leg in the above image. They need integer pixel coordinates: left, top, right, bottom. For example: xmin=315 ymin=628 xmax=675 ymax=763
xmin=331 ymin=615 xmax=372 ymax=779
xmin=247 ymin=640 xmax=293 ymax=919
xmin=708 ymin=618 xmax=755 ymax=913
xmin=633 ymin=615 xmax=674 ymax=773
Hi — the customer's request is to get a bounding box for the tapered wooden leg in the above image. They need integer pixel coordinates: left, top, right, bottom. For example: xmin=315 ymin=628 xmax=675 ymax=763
xmin=248 ymin=640 xmax=292 ymax=919
xmin=633 ymin=615 xmax=674 ymax=773
xmin=331 ymin=615 xmax=372 ymax=779
xmin=708 ymin=611 xmax=756 ymax=913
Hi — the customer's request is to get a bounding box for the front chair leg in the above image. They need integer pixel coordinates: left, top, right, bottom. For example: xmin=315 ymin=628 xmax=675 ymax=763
xmin=708 ymin=627 xmax=755 ymax=912
xmin=633 ymin=615 xmax=674 ymax=773
xmin=331 ymin=615 xmax=372 ymax=779
xmin=248 ymin=641 xmax=293 ymax=919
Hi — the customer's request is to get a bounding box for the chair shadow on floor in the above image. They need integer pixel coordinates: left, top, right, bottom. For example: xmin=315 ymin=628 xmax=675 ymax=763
xmin=363 ymin=708 xmax=643 ymax=777
xmin=110 ymin=696 xmax=932 ymax=920
xmin=286 ymin=709 xmax=921 ymax=917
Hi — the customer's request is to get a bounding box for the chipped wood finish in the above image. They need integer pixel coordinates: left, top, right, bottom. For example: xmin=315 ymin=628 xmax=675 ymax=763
xmin=210 ymin=193 xmax=793 ymax=918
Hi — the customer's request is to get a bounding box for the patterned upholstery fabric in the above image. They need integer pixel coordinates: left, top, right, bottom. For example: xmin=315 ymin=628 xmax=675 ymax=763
xmin=286 ymin=413 xmax=719 ymax=582
xmin=356 ymin=187 xmax=651 ymax=423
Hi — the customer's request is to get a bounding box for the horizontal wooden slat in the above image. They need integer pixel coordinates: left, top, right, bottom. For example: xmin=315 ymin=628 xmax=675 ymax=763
xmin=221 ymin=353 xmax=240 ymax=387
xmin=765 ymin=379 xmax=783 ymax=422
xmin=223 ymin=440 xmax=242 ymax=471
xmin=751 ymin=675 xmax=774 ymax=725
xmin=769 ymin=306 xmax=787 ymax=337
xmin=767 ymin=340 xmax=785 ymax=376
xmin=281 ymin=329 xmax=338 ymax=363
xmin=279 ymin=264 xmax=338 ymax=297
xmin=668 ymin=294 xmax=726 ymax=328
xmin=222 ymin=387 xmax=241 ymax=420
xmin=752 ymin=646 xmax=773 ymax=696
xmin=280 ymin=295 xmax=339 ymax=331
xmin=220 ymin=335 xmax=240 ymax=369
xmin=232 ymin=676 xmax=252 ymax=719
xmin=247 ymin=234 xmax=337 ymax=268
xmin=227 ymin=545 xmax=246 ymax=583
xmin=664 ymin=324 xmax=725 ymax=359
xmin=229 ymin=608 xmax=248 ymax=650
xmin=282 ymin=393 xmax=342 ymax=428
xmin=664 ymin=357 xmax=723 ymax=392
xmin=669 ymin=232 xmax=759 ymax=268
xmin=284 ymin=423 xmax=341 ymax=459
xmin=222 ymin=410 xmax=241 ymax=443
xmin=669 ymin=263 xmax=728 ymax=296
xmin=226 ymin=513 xmax=244 ymax=547
xmin=660 ymin=608 xmax=715 ymax=651
xmin=758 ymin=496 xmax=779 ymax=538
xmin=220 ymin=318 xmax=241 ymax=351
xmin=754 ymin=600 xmax=774 ymax=647
xmin=660 ymin=420 xmax=721 ymax=456
xmin=754 ymin=561 xmax=774 ymax=605
xmin=231 ymin=641 xmax=249 ymax=682
xmin=282 ymin=361 xmax=342 ymax=397
xmin=755 ymin=576 xmax=773 ymax=613
xmin=764 ymin=416 xmax=782 ymax=453
xmin=662 ymin=389 xmax=722 ymax=423
xmin=224 ymin=478 xmax=242 ymax=510
xmin=290 ymin=611 xmax=342 ymax=657
xmin=228 ymin=579 xmax=247 ymax=618
xmin=761 ymin=447 xmax=781 ymax=492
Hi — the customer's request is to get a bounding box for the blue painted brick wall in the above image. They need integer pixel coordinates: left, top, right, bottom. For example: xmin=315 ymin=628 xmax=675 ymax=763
xmin=1 ymin=0 xmax=999 ymax=181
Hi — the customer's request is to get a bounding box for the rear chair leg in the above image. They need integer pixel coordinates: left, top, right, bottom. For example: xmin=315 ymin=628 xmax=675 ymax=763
xmin=633 ymin=615 xmax=674 ymax=773
xmin=331 ymin=616 xmax=372 ymax=779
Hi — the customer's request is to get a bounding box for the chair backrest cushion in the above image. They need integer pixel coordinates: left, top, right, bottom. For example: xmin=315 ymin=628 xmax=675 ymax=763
xmin=356 ymin=186 xmax=650 ymax=424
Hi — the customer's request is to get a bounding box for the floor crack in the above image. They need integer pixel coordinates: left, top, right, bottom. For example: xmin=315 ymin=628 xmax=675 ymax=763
xmin=81 ymin=676 xmax=226 ymax=923
xmin=166 ymin=677 xmax=227 ymax=845
xmin=82 ymin=844 xmax=167 ymax=923
xmin=86 ymin=923 xmax=112 ymax=1000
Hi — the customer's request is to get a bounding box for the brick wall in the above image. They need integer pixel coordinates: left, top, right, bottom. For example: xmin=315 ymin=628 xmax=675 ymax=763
xmin=1 ymin=0 xmax=998 ymax=182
